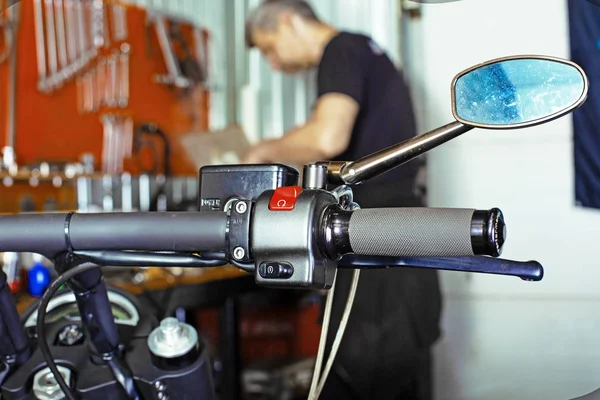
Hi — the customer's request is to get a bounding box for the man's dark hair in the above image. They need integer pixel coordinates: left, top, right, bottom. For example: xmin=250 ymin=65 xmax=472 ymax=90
xmin=245 ymin=0 xmax=320 ymax=48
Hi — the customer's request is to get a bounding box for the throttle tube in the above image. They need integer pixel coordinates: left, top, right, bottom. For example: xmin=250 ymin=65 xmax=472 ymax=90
xmin=0 ymin=212 xmax=228 ymax=258
xmin=323 ymin=207 xmax=506 ymax=259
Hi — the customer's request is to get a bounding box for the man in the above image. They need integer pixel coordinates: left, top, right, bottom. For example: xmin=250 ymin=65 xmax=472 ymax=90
xmin=242 ymin=1 xmax=442 ymax=399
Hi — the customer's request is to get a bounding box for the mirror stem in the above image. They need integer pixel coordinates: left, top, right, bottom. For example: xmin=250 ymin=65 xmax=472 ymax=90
xmin=327 ymin=121 xmax=473 ymax=185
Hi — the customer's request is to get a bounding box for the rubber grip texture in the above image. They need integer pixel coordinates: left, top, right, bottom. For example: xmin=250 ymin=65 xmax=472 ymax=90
xmin=349 ymin=208 xmax=476 ymax=257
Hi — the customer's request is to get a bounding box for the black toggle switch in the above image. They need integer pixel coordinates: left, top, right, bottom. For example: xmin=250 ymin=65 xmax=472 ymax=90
xmin=258 ymin=262 xmax=294 ymax=279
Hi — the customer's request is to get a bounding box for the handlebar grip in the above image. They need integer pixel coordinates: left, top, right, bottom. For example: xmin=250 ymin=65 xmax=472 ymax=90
xmin=347 ymin=208 xmax=500 ymax=258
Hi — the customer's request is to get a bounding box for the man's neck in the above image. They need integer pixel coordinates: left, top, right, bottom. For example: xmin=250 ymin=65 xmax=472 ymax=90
xmin=306 ymin=24 xmax=339 ymax=66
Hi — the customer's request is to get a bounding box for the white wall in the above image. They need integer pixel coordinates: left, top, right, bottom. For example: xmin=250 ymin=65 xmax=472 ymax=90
xmin=403 ymin=0 xmax=600 ymax=399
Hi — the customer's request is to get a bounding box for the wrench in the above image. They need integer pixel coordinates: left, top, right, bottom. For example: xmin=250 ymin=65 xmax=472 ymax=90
xmin=193 ymin=27 xmax=209 ymax=84
xmin=152 ymin=13 xmax=190 ymax=88
xmin=43 ymin=0 xmax=58 ymax=88
xmin=122 ymin=116 xmax=133 ymax=158
xmin=118 ymin=43 xmax=130 ymax=107
xmin=91 ymin=0 xmax=105 ymax=48
xmin=64 ymin=0 xmax=77 ymax=65
xmin=114 ymin=116 xmax=126 ymax=173
xmin=94 ymin=59 xmax=105 ymax=109
xmin=82 ymin=0 xmax=96 ymax=61
xmin=111 ymin=2 xmax=127 ymax=41
xmin=83 ymin=72 xmax=93 ymax=112
xmin=76 ymin=74 xmax=84 ymax=113
xmin=101 ymin=114 xmax=116 ymax=174
xmin=106 ymin=51 xmax=117 ymax=107
xmin=33 ymin=0 xmax=48 ymax=91
xmin=75 ymin=0 xmax=86 ymax=58
xmin=53 ymin=0 xmax=68 ymax=74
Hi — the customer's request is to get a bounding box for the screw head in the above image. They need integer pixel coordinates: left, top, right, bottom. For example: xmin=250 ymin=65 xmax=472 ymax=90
xmin=233 ymin=247 xmax=245 ymax=261
xmin=148 ymin=317 xmax=198 ymax=358
xmin=33 ymin=366 xmax=72 ymax=400
xmin=235 ymin=201 xmax=247 ymax=214
xmin=58 ymin=324 xmax=85 ymax=346
xmin=158 ymin=317 xmax=183 ymax=344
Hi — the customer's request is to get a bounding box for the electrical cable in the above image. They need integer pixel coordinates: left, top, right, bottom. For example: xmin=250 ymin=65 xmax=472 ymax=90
xmin=307 ymin=273 xmax=337 ymax=400
xmin=37 ymin=262 xmax=103 ymax=400
xmin=308 ymin=198 xmax=362 ymax=399
xmin=230 ymin=259 xmax=255 ymax=273
xmin=73 ymin=250 xmax=227 ymax=268
xmin=315 ymin=269 xmax=361 ymax=398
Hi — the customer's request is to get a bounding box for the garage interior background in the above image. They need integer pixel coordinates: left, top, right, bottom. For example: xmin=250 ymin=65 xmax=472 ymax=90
xmin=2 ymin=0 xmax=600 ymax=399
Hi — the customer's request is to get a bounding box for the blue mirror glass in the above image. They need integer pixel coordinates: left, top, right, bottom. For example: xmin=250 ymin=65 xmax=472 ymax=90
xmin=453 ymin=59 xmax=586 ymax=127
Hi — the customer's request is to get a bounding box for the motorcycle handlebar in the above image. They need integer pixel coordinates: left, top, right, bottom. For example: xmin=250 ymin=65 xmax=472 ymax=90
xmin=0 ymin=204 xmax=507 ymax=264
xmin=0 ymin=212 xmax=228 ymax=258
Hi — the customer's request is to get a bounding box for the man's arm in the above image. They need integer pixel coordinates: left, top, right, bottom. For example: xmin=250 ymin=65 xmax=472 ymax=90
xmin=241 ymin=93 xmax=359 ymax=164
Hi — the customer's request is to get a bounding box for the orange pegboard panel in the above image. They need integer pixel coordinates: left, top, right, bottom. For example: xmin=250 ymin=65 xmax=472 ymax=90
xmin=0 ymin=0 xmax=211 ymax=176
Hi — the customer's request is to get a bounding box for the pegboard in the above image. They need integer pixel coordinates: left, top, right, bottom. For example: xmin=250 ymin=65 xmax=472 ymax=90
xmin=0 ymin=0 xmax=211 ymax=177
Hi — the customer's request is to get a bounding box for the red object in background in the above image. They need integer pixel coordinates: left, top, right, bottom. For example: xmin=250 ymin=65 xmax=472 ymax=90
xmin=194 ymin=300 xmax=321 ymax=366
xmin=8 ymin=280 xmax=21 ymax=294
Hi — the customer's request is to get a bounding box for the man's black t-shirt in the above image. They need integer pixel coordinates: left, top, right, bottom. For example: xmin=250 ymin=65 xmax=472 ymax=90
xmin=316 ymin=32 xmax=441 ymax=399
xmin=317 ymin=32 xmax=419 ymax=207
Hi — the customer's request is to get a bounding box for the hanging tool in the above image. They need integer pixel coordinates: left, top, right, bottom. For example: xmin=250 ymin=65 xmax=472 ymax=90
xmin=82 ymin=72 xmax=94 ymax=112
xmin=170 ymin=22 xmax=207 ymax=85
xmin=33 ymin=0 xmax=47 ymax=91
xmin=64 ymin=0 xmax=77 ymax=64
xmin=101 ymin=115 xmax=131 ymax=174
xmin=3 ymin=2 xmax=20 ymax=172
xmin=54 ymin=0 xmax=68 ymax=74
xmin=118 ymin=43 xmax=130 ymax=107
xmin=122 ymin=116 xmax=133 ymax=158
xmin=43 ymin=0 xmax=58 ymax=88
xmin=193 ymin=27 xmax=210 ymax=86
xmin=76 ymin=0 xmax=86 ymax=57
xmin=91 ymin=0 xmax=106 ymax=48
xmin=95 ymin=58 xmax=106 ymax=109
xmin=111 ymin=2 xmax=127 ymax=41
xmin=106 ymin=51 xmax=118 ymax=107
xmin=147 ymin=11 xmax=191 ymax=88
xmin=101 ymin=114 xmax=117 ymax=174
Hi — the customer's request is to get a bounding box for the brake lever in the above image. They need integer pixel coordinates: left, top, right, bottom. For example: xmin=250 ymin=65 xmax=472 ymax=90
xmin=338 ymin=255 xmax=544 ymax=281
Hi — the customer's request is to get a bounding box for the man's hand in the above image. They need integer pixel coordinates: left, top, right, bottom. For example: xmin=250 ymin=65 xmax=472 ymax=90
xmin=239 ymin=93 xmax=359 ymax=165
xmin=240 ymin=141 xmax=272 ymax=164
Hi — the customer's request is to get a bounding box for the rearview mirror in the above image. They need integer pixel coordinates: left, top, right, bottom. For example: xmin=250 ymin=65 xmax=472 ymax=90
xmin=451 ymin=56 xmax=588 ymax=129
xmin=328 ymin=55 xmax=589 ymax=186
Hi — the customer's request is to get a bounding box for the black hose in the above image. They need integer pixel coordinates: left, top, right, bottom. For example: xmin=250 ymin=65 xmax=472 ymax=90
xmin=37 ymin=263 xmax=101 ymax=400
xmin=37 ymin=263 xmax=143 ymax=400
